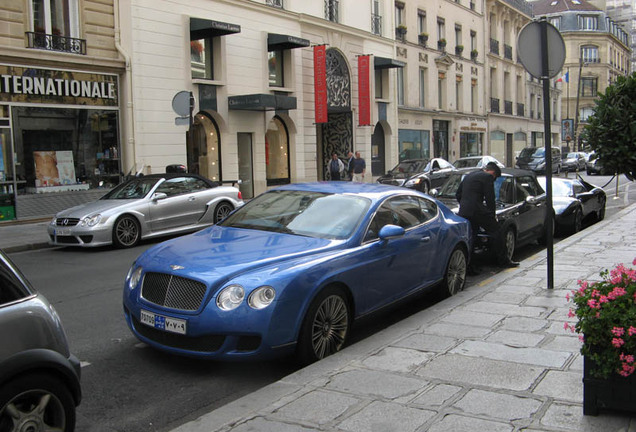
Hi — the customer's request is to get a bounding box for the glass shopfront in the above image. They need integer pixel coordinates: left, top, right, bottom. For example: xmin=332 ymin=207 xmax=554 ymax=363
xmin=0 ymin=64 xmax=121 ymax=218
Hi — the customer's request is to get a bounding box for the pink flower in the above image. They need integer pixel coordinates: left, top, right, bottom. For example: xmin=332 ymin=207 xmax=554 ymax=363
xmin=612 ymin=327 xmax=625 ymax=337
xmin=632 ymin=257 xmax=636 ymax=266
xmin=620 ymin=353 xmax=635 ymax=363
xmin=579 ymin=335 xmax=585 ymax=342
xmin=568 ymin=309 xmax=575 ymax=318
xmin=608 ymin=287 xmax=627 ymax=300
xmin=629 ymin=326 xmax=636 ymax=336
xmin=599 ymin=295 xmax=609 ymax=304
xmin=591 ymin=289 xmax=601 ymax=298
xmin=587 ymin=299 xmax=599 ymax=309
xmin=619 ymin=363 xmax=635 ymax=377
xmin=612 ymin=338 xmax=625 ymax=348
xmin=566 ymin=292 xmax=570 ymax=301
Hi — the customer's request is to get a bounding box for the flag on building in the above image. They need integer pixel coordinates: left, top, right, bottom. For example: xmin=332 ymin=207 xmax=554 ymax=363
xmin=556 ymin=71 xmax=569 ymax=83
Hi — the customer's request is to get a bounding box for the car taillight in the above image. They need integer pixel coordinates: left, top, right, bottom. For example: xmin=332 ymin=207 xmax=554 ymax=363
xmin=238 ymin=191 xmax=243 ymax=200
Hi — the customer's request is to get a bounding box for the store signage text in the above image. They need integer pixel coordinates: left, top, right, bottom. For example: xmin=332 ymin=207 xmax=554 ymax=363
xmin=1 ymin=75 xmax=116 ymax=99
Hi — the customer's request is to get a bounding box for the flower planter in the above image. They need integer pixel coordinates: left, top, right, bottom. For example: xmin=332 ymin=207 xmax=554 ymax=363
xmin=584 ymin=355 xmax=636 ymax=416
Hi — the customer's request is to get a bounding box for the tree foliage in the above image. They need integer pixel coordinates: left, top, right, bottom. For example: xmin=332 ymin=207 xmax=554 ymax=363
xmin=583 ymin=72 xmax=636 ymax=180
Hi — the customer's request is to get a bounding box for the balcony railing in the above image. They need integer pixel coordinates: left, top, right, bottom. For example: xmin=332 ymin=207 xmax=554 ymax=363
xmin=26 ymin=32 xmax=86 ymax=55
xmin=490 ymin=97 xmax=500 ymax=113
xmin=371 ymin=13 xmax=382 ymax=35
xmin=517 ymin=103 xmax=525 ymax=117
xmin=325 ymin=0 xmax=339 ymax=22
xmin=504 ymin=100 xmax=513 ymax=114
xmin=266 ymin=0 xmax=283 ymax=7
xmin=504 ymin=44 xmax=512 ymax=60
xmin=489 ymin=38 xmax=499 ymax=55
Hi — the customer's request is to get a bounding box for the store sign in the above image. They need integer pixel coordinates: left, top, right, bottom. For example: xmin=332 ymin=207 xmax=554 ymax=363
xmin=0 ymin=65 xmax=118 ymax=106
xmin=357 ymin=55 xmax=371 ymax=126
xmin=313 ymin=45 xmax=327 ymax=124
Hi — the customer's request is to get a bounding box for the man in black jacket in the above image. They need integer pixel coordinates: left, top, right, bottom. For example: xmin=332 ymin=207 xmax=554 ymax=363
xmin=456 ymin=162 xmax=519 ymax=273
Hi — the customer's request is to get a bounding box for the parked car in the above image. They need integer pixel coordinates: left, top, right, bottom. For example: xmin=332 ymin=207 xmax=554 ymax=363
xmin=376 ymin=158 xmax=457 ymax=193
xmin=562 ymin=152 xmax=587 ymax=172
xmin=453 ymin=155 xmax=505 ymax=170
xmin=123 ymin=182 xmax=471 ymax=364
xmin=431 ymin=168 xmax=548 ymax=263
xmin=586 ymin=156 xmax=611 ymax=175
xmin=48 ymin=173 xmax=243 ymax=248
xmin=0 ymin=249 xmax=81 ymax=431
xmin=515 ymin=147 xmax=562 ymax=174
xmin=537 ymin=176 xmax=606 ymax=234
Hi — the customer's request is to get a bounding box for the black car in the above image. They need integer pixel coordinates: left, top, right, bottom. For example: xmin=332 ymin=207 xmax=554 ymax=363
xmin=431 ymin=168 xmax=548 ymax=263
xmin=562 ymin=152 xmax=587 ymax=172
xmin=515 ymin=147 xmax=562 ymax=174
xmin=586 ymin=157 xmax=610 ymax=175
xmin=377 ymin=158 xmax=456 ymax=193
xmin=537 ymin=176 xmax=606 ymax=235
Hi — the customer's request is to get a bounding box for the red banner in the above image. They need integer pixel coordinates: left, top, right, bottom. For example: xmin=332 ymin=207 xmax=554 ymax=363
xmin=358 ymin=55 xmax=371 ymax=126
xmin=313 ymin=45 xmax=328 ymax=124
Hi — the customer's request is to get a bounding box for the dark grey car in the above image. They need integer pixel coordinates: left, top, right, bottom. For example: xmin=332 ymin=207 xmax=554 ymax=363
xmin=0 ymin=249 xmax=81 ymax=431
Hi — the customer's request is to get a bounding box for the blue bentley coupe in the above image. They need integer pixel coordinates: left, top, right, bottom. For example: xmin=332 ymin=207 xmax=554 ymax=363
xmin=123 ymin=182 xmax=471 ymax=364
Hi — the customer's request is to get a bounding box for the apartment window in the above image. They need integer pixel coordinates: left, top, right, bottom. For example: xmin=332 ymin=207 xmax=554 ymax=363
xmin=395 ymin=1 xmax=404 ymax=26
xmin=372 ymin=0 xmax=382 ymax=35
xmin=191 ymin=38 xmax=214 ymax=79
xmin=579 ymin=15 xmax=598 ymax=30
xmin=375 ymin=68 xmax=386 ymax=99
xmin=397 ymin=68 xmax=405 ymax=105
xmin=549 ymin=16 xmax=561 ymax=29
xmin=268 ymin=50 xmax=284 ymax=86
xmin=471 ymin=79 xmax=477 ymax=112
xmin=455 ymin=25 xmax=462 ymax=47
xmin=325 ymin=0 xmax=339 ymax=22
xmin=455 ymin=76 xmax=463 ymax=112
xmin=32 ymin=0 xmax=80 ymax=38
xmin=580 ymin=106 xmax=594 ymax=122
xmin=581 ymin=77 xmax=598 ymax=96
xmin=418 ymin=10 xmax=426 ymax=34
xmin=581 ymin=45 xmax=599 ymax=63
xmin=437 ymin=18 xmax=445 ymax=41
xmin=470 ymin=30 xmax=476 ymax=51
xmin=438 ymin=73 xmax=446 ymax=109
xmin=190 ymin=18 xmax=240 ymax=80
xmin=419 ymin=68 xmax=427 ymax=108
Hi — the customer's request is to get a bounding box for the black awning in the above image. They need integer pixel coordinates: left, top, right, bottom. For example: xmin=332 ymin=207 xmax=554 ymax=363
xmin=228 ymin=94 xmax=297 ymax=111
xmin=190 ymin=18 xmax=240 ymax=40
xmin=374 ymin=56 xmax=406 ymax=69
xmin=267 ymin=33 xmax=310 ymax=51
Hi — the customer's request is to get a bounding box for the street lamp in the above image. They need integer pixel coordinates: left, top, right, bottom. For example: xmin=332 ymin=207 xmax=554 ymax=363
xmin=573 ymin=57 xmax=588 ymax=150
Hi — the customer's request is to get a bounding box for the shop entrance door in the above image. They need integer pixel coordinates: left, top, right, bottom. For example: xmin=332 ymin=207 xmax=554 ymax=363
xmin=433 ymin=120 xmax=449 ymax=160
xmin=371 ymin=123 xmax=385 ymax=176
xmin=237 ymin=133 xmax=254 ymax=199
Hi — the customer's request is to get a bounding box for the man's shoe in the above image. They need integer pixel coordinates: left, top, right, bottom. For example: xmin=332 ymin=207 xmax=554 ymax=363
xmin=503 ymin=261 xmax=520 ymax=268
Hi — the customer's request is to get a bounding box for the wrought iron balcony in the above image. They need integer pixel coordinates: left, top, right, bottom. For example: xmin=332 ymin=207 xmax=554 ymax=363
xmin=325 ymin=0 xmax=339 ymax=22
xmin=504 ymin=44 xmax=512 ymax=60
xmin=489 ymin=38 xmax=499 ymax=55
xmin=26 ymin=32 xmax=86 ymax=55
xmin=490 ymin=97 xmax=500 ymax=113
xmin=504 ymin=100 xmax=513 ymax=115
xmin=517 ymin=103 xmax=525 ymax=117
xmin=266 ymin=0 xmax=283 ymax=7
xmin=371 ymin=13 xmax=382 ymax=35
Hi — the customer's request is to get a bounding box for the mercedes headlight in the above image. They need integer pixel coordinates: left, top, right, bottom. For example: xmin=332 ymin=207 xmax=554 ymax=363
xmin=80 ymin=214 xmax=102 ymax=227
xmin=404 ymin=178 xmax=422 ymax=187
xmin=50 ymin=217 xmax=57 ymax=226
xmin=216 ymin=284 xmax=245 ymax=311
xmin=248 ymin=286 xmax=276 ymax=309
xmin=127 ymin=266 xmax=143 ymax=290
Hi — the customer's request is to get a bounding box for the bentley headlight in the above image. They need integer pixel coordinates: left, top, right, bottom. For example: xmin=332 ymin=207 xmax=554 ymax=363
xmin=128 ymin=266 xmax=143 ymax=290
xmin=404 ymin=178 xmax=422 ymax=187
xmin=80 ymin=214 xmax=102 ymax=227
xmin=248 ymin=286 xmax=276 ymax=309
xmin=216 ymin=284 xmax=245 ymax=311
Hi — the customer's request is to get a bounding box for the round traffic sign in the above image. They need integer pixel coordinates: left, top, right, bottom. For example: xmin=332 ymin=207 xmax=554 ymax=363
xmin=172 ymin=91 xmax=194 ymax=117
xmin=517 ymin=20 xmax=566 ymax=79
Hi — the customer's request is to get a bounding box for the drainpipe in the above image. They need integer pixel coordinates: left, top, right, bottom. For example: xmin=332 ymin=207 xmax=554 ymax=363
xmin=113 ymin=0 xmax=138 ymax=175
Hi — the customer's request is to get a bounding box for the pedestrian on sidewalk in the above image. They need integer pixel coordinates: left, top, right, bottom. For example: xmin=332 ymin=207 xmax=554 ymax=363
xmin=329 ymin=152 xmax=345 ymax=181
xmin=456 ymin=161 xmax=519 ymax=274
xmin=351 ymin=151 xmax=366 ymax=183
xmin=345 ymin=151 xmax=355 ymax=181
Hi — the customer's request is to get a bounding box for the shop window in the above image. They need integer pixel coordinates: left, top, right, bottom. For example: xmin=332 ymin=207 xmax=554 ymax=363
xmin=191 ymin=38 xmax=215 ymax=80
xmin=31 ymin=0 xmax=80 ymax=38
xmin=265 ymin=117 xmax=290 ymax=186
xmin=268 ymin=50 xmax=284 ymax=87
xmin=189 ymin=113 xmax=221 ymax=181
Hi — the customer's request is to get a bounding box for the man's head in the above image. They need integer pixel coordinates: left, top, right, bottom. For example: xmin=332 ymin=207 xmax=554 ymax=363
xmin=347 ymin=151 xmax=353 ymax=158
xmin=332 ymin=152 xmax=338 ymax=159
xmin=484 ymin=162 xmax=502 ymax=178
xmin=355 ymin=151 xmax=361 ymax=158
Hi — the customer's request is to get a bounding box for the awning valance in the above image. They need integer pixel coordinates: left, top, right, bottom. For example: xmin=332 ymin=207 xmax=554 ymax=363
xmin=267 ymin=33 xmax=310 ymax=51
xmin=374 ymin=56 xmax=406 ymax=69
xmin=228 ymin=94 xmax=297 ymax=111
xmin=190 ymin=18 xmax=240 ymax=40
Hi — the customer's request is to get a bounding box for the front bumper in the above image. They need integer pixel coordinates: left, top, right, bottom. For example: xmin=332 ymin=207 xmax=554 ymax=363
xmin=47 ymin=225 xmax=113 ymax=247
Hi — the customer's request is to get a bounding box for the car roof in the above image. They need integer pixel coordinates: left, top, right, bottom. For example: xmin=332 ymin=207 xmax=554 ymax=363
xmin=273 ymin=181 xmax=423 ymax=200
xmin=449 ymin=167 xmax=536 ymax=178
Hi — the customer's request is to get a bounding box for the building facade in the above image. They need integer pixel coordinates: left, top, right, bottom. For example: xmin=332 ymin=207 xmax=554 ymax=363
xmin=0 ymin=0 xmax=126 ymax=219
xmin=531 ymin=0 xmax=631 ymax=151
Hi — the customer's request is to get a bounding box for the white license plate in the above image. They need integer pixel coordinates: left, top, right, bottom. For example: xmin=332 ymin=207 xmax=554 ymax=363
xmin=140 ymin=310 xmax=187 ymax=335
xmin=55 ymin=228 xmax=71 ymax=236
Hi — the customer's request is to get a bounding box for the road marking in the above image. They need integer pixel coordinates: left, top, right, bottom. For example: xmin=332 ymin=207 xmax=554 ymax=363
xmin=479 ymin=278 xmax=494 ymax=286
xmin=80 ymin=361 xmax=91 ymax=368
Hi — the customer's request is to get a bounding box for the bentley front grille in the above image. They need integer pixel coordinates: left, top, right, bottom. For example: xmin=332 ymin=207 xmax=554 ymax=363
xmin=141 ymin=272 xmax=207 ymax=311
